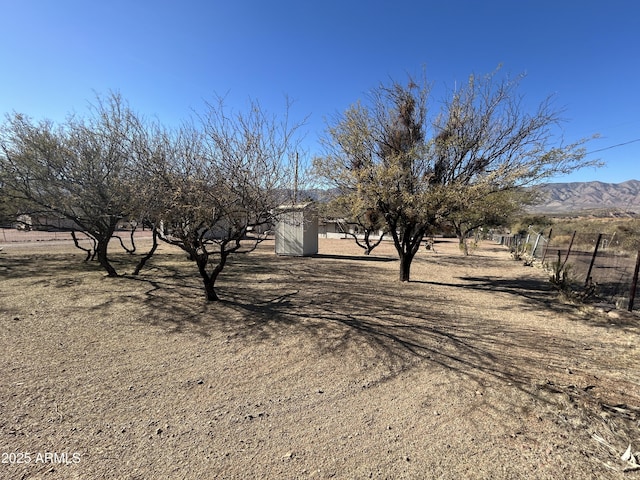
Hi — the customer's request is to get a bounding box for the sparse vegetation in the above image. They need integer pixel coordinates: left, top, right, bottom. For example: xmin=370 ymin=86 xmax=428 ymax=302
xmin=1 ymin=237 xmax=638 ymax=478
xmin=508 ymin=213 xmax=637 ymax=306
xmin=315 ymin=71 xmax=595 ymax=280
xmin=1 ymin=94 xmax=303 ymax=301
xmin=547 ymin=249 xmax=574 ymax=294
xmin=549 ymin=215 xmax=640 ymax=253
xmin=0 ymin=94 xmax=154 ymax=276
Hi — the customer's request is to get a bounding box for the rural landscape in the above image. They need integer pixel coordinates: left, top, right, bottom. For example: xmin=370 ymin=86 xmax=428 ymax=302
xmin=1 ymin=232 xmax=639 ymax=479
xmin=1 ymin=71 xmax=639 ymax=479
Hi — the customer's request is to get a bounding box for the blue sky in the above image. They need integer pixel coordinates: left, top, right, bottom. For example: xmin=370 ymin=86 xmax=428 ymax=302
xmin=1 ymin=0 xmax=638 ymax=183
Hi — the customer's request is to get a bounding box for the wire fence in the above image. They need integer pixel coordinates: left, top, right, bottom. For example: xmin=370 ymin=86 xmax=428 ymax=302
xmin=0 ymin=227 xmax=155 ymax=247
xmin=4 ymin=225 xmax=638 ymax=312
xmin=0 ymin=227 xmax=78 ymax=243
xmin=493 ymin=230 xmax=640 ymax=312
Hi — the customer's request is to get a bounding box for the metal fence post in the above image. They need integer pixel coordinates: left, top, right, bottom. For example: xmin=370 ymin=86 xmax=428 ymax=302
xmin=629 ymin=249 xmax=640 ymax=312
xmin=584 ymin=233 xmax=603 ymax=287
xmin=564 ymin=231 xmax=576 ymax=267
xmin=532 ymin=233 xmax=541 ymax=259
xmin=541 ymin=228 xmax=552 ymax=263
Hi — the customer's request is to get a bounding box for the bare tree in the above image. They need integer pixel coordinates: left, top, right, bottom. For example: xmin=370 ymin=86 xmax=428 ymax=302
xmin=319 ymin=195 xmax=386 ymax=255
xmin=0 ymin=178 xmax=16 ymax=225
xmin=317 ymin=71 xmax=597 ymax=281
xmin=0 ymin=93 xmax=159 ymax=276
xmin=150 ymin=98 xmax=302 ymax=301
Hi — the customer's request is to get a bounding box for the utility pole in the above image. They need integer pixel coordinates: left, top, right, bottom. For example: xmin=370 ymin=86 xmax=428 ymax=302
xmin=294 ymin=151 xmax=298 ymax=204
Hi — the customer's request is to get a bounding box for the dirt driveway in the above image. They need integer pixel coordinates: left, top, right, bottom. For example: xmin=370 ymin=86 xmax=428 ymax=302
xmin=0 ymin=237 xmax=639 ymax=479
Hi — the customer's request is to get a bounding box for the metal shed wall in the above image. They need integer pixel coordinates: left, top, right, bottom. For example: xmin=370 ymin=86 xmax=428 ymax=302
xmin=275 ymin=205 xmax=318 ymax=256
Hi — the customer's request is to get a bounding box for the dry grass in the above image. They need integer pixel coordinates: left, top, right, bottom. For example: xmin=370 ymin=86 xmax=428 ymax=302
xmin=0 ymin=237 xmax=639 ymax=479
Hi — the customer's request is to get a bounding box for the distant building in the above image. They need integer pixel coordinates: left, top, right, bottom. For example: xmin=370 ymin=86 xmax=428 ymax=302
xmin=15 ymin=214 xmax=80 ymax=231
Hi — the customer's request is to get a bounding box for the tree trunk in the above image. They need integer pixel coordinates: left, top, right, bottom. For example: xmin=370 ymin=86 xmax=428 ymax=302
xmin=399 ymin=253 xmax=413 ymax=282
xmin=132 ymin=227 xmax=159 ymax=275
xmin=196 ymin=250 xmax=228 ymax=302
xmin=459 ymin=236 xmax=469 ymax=256
xmin=203 ymin=278 xmax=220 ymax=301
xmin=96 ymin=238 xmax=118 ymax=277
xmin=363 ymin=231 xmax=371 ymax=255
xmin=71 ymin=230 xmax=94 ymax=262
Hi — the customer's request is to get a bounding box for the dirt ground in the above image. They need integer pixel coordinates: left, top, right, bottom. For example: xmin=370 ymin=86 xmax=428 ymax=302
xmin=0 ymin=236 xmax=639 ymax=479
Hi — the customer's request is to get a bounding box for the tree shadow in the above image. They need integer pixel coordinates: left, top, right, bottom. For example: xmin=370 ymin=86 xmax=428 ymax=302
xmin=0 ymin=252 xmax=100 ymax=277
xmin=4 ymin=242 xmax=638 ymax=450
xmin=461 ymin=275 xmax=557 ymax=304
xmin=121 ymin=246 xmax=632 ymax=383
xmin=0 ymin=247 xmax=168 ymax=281
xmin=311 ymin=253 xmax=397 ymax=262
xmin=207 ymin=251 xmax=640 ymax=440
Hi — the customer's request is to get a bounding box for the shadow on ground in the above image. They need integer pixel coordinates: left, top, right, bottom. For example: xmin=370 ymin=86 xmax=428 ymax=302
xmin=129 ymin=249 xmax=626 ymax=391
xmin=311 ymin=253 xmax=397 ymax=262
xmin=3 ymin=243 xmax=638 ymax=448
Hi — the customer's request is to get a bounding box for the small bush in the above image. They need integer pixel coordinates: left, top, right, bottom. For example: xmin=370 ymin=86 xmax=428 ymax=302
xmin=510 ymin=241 xmax=530 ymax=261
xmin=546 ymin=251 xmax=598 ymax=303
xmin=548 ymin=251 xmax=572 ymax=293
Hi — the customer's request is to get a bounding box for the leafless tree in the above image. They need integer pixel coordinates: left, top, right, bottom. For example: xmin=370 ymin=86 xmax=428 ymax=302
xmin=319 ymin=196 xmax=386 ymax=255
xmin=0 ymin=93 xmax=159 ymax=276
xmin=148 ymin=97 xmax=302 ymax=301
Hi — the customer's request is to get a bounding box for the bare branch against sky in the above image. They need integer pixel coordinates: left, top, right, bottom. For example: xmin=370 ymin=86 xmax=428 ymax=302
xmin=1 ymin=1 xmax=638 ymax=183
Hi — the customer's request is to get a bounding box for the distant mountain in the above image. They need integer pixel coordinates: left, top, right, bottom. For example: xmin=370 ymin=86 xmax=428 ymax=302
xmin=530 ymin=180 xmax=640 ymax=214
xmin=300 ymin=180 xmax=640 ymax=216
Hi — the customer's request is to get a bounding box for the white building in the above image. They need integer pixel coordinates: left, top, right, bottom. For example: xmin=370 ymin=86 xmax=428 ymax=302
xmin=275 ymin=203 xmax=318 ymax=256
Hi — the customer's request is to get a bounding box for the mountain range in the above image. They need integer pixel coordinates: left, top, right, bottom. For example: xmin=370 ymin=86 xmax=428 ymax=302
xmin=530 ymin=180 xmax=640 ymax=214
xmin=303 ymin=180 xmax=640 ymax=216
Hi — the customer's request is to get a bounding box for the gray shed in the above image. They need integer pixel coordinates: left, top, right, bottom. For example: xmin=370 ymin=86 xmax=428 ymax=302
xmin=275 ymin=203 xmax=318 ymax=256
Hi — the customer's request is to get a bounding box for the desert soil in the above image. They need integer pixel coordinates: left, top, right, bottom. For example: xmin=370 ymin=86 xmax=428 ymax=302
xmin=0 ymin=236 xmax=639 ymax=479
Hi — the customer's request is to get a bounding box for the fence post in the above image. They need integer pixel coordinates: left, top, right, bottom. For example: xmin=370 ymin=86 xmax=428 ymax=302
xmin=541 ymin=228 xmax=552 ymax=263
xmin=563 ymin=231 xmax=576 ymax=268
xmin=629 ymin=249 xmax=640 ymax=312
xmin=584 ymin=233 xmax=603 ymax=287
xmin=532 ymin=233 xmax=542 ymax=259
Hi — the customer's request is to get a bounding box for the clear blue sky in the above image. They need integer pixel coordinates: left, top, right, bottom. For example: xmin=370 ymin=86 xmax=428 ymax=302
xmin=1 ymin=0 xmax=638 ymax=183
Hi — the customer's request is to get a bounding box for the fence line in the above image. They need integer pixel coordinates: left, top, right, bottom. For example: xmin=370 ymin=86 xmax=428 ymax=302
xmin=1 ymin=228 xmax=77 ymax=243
xmin=0 ymin=227 xmax=154 ymax=245
xmin=493 ymin=230 xmax=640 ymax=312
